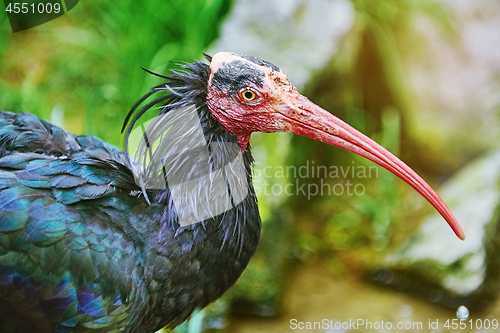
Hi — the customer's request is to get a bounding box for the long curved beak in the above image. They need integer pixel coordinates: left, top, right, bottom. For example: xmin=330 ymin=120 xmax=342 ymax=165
xmin=276 ymin=93 xmax=464 ymax=240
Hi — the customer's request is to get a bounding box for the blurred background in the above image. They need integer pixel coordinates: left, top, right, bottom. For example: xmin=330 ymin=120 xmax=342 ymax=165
xmin=1 ymin=0 xmax=500 ymax=332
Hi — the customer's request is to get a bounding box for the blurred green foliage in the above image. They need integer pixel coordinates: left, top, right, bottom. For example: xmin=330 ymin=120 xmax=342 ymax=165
xmin=0 ymin=0 xmax=232 ymax=148
xmin=291 ymin=0 xmax=457 ymax=269
xmin=351 ymin=0 xmax=457 ymax=122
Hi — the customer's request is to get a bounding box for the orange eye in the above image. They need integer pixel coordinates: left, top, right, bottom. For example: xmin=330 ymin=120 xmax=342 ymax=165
xmin=237 ymin=88 xmax=262 ymax=105
xmin=241 ymin=89 xmax=256 ymax=101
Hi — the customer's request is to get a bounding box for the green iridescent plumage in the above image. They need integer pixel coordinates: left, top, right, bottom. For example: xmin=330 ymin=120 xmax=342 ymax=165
xmin=0 ymin=56 xmax=261 ymax=333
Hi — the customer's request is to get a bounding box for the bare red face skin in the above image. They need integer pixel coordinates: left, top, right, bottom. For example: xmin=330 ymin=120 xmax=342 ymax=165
xmin=206 ymin=52 xmax=465 ymax=240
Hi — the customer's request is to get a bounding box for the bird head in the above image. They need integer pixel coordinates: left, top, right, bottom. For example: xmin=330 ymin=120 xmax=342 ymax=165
xmin=206 ymin=52 xmax=464 ymax=240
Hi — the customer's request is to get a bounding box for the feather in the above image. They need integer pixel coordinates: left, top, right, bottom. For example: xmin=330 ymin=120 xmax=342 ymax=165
xmin=23 ymin=220 xmax=68 ymax=246
xmin=0 ymin=210 xmax=29 ymax=232
xmin=0 ymin=187 xmax=40 ymax=211
xmin=49 ymin=175 xmax=87 ymax=189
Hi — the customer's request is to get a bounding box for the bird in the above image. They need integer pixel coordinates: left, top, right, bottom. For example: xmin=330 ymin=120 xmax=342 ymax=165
xmin=0 ymin=52 xmax=464 ymax=333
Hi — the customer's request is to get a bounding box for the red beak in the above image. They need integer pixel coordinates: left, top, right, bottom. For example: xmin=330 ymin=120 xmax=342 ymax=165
xmin=277 ymin=93 xmax=465 ymax=240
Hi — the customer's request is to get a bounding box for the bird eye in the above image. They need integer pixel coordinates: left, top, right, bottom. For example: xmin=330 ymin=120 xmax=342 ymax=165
xmin=238 ymin=88 xmax=261 ymax=104
xmin=242 ymin=90 xmax=256 ymax=101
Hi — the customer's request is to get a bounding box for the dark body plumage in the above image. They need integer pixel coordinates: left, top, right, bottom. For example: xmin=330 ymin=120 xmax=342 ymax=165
xmin=0 ymin=57 xmax=261 ymax=332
